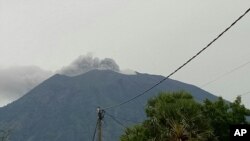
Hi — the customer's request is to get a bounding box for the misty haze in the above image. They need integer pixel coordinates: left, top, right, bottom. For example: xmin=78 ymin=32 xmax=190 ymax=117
xmin=0 ymin=0 xmax=250 ymax=141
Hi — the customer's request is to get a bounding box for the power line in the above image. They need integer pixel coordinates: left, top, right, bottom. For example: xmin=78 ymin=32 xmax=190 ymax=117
xmin=195 ymin=60 xmax=250 ymax=101
xmin=92 ymin=119 xmax=98 ymax=141
xmin=105 ymin=112 xmax=127 ymax=129
xmin=111 ymin=116 xmax=142 ymax=124
xmin=220 ymin=91 xmax=250 ymax=102
xmin=103 ymin=8 xmax=250 ymax=110
xmin=229 ymin=91 xmax=250 ymax=99
xmin=200 ymin=61 xmax=250 ymax=88
xmin=239 ymin=91 xmax=250 ymax=97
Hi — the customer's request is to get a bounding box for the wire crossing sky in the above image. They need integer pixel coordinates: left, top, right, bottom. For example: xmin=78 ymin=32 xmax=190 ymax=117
xmin=0 ymin=0 xmax=250 ymax=108
xmin=103 ymin=7 xmax=250 ymax=110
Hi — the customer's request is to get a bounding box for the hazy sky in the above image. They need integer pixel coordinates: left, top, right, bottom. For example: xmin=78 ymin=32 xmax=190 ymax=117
xmin=0 ymin=0 xmax=250 ymax=107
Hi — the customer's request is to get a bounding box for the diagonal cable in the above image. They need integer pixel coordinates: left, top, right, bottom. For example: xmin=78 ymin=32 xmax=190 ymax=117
xmin=105 ymin=112 xmax=127 ymax=129
xmin=103 ymin=8 xmax=250 ymax=110
xmin=91 ymin=119 xmax=98 ymax=141
xmin=201 ymin=61 xmax=250 ymax=88
xmin=239 ymin=91 xmax=250 ymax=97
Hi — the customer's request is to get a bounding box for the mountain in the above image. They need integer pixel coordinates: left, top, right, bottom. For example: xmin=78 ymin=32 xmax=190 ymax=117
xmin=0 ymin=70 xmax=218 ymax=141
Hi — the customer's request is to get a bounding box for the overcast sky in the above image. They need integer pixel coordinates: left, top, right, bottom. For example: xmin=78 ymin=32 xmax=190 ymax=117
xmin=0 ymin=0 xmax=250 ymax=107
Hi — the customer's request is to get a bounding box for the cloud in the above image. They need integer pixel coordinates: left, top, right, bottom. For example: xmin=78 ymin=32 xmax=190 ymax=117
xmin=120 ymin=69 xmax=137 ymax=75
xmin=0 ymin=55 xmax=135 ymax=107
xmin=58 ymin=54 xmax=120 ymax=76
xmin=0 ymin=66 xmax=53 ymax=107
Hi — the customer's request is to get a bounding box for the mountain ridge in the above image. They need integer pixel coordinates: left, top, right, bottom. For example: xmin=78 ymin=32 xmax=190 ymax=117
xmin=0 ymin=69 xmax=218 ymax=141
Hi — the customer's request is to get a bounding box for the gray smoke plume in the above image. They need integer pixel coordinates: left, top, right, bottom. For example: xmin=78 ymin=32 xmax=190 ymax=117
xmin=0 ymin=66 xmax=53 ymax=107
xmin=58 ymin=55 xmax=120 ymax=76
xmin=0 ymin=56 xmax=132 ymax=107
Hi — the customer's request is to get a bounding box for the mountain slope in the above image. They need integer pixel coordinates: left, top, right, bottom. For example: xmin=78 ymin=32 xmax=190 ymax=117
xmin=0 ymin=70 xmax=218 ymax=141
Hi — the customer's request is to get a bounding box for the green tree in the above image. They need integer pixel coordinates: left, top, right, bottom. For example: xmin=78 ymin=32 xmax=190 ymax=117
xmin=202 ymin=96 xmax=250 ymax=141
xmin=121 ymin=91 xmax=217 ymax=141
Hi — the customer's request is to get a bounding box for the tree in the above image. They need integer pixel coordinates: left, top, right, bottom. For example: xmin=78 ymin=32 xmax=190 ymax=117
xmin=202 ymin=96 xmax=250 ymax=141
xmin=120 ymin=91 xmax=250 ymax=141
xmin=120 ymin=91 xmax=217 ymax=141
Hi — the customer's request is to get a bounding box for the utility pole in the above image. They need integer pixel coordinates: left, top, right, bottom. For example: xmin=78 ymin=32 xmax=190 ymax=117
xmin=97 ymin=107 xmax=105 ymax=141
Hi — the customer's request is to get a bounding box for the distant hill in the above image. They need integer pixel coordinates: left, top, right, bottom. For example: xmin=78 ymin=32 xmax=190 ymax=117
xmin=0 ymin=70 xmax=218 ymax=141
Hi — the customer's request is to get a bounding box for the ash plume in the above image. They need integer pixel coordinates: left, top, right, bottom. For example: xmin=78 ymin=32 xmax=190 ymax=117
xmin=58 ymin=55 xmax=120 ymax=76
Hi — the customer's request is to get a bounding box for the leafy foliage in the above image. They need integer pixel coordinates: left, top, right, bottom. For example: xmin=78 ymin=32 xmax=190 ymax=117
xmin=202 ymin=96 xmax=250 ymax=141
xmin=121 ymin=91 xmax=217 ymax=141
xmin=121 ymin=91 xmax=250 ymax=141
